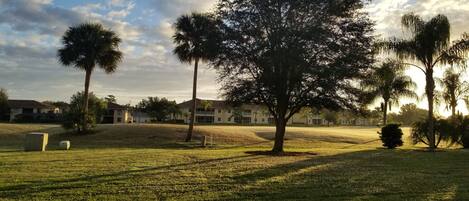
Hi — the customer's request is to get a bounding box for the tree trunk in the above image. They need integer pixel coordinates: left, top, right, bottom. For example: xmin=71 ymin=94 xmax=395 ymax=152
xmin=272 ymin=118 xmax=287 ymax=154
xmin=186 ymin=58 xmax=199 ymax=142
xmin=383 ymin=100 xmax=388 ymax=126
xmin=83 ymin=69 xmax=92 ymax=133
xmin=451 ymin=103 xmax=456 ymax=118
xmin=425 ymin=71 xmax=436 ymax=150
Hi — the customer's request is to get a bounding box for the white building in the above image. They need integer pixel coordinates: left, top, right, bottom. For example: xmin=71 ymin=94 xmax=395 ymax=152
xmin=175 ymin=99 xmax=375 ymax=126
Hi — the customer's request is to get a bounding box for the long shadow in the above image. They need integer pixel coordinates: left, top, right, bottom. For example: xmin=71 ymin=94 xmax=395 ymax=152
xmin=255 ymin=131 xmax=369 ymax=144
xmin=3 ymin=148 xmax=468 ymax=200
xmin=0 ymin=154 xmax=263 ymax=199
xmin=223 ymin=149 xmax=469 ymax=200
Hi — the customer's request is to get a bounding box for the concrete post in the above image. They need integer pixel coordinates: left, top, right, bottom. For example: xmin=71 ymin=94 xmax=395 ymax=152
xmin=25 ymin=133 xmax=48 ymax=152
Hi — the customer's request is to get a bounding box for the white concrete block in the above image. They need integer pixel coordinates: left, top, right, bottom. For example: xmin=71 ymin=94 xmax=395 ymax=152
xmin=59 ymin=141 xmax=71 ymax=150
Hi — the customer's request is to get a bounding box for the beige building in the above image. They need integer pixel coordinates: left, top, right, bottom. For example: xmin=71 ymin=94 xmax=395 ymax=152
xmin=175 ymin=99 xmax=374 ymax=126
xmin=102 ymin=102 xmax=133 ymax=124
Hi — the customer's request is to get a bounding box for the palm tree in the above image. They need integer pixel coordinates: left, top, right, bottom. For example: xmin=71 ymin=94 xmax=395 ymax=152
xmin=58 ymin=23 xmax=123 ymax=133
xmin=438 ymin=69 xmax=469 ymax=117
xmin=173 ymin=13 xmax=221 ymax=142
xmin=361 ymin=60 xmax=417 ymax=125
xmin=380 ymin=13 xmax=469 ymax=150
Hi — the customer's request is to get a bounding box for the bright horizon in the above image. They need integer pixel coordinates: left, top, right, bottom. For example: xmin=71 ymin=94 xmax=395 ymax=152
xmin=0 ymin=0 xmax=468 ymax=116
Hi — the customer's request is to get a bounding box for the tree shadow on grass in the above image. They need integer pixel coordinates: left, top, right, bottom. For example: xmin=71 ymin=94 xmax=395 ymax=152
xmin=223 ymin=149 xmax=469 ymax=200
xmin=0 ymin=154 xmax=264 ymax=199
xmin=2 ymin=148 xmax=469 ymax=200
xmin=255 ymin=131 xmax=369 ymax=145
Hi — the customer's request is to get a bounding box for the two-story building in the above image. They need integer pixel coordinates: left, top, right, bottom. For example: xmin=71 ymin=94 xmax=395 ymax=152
xmin=176 ymin=99 xmax=271 ymax=124
xmin=101 ymin=102 xmax=133 ymax=124
xmin=7 ymin=100 xmax=58 ymax=122
xmin=176 ymin=99 xmax=376 ymax=126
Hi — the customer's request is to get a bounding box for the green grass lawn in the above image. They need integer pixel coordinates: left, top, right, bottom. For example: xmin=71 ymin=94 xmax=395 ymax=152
xmin=0 ymin=123 xmax=468 ymax=200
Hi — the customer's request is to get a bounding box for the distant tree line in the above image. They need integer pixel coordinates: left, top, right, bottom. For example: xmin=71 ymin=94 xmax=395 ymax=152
xmin=136 ymin=97 xmax=180 ymax=122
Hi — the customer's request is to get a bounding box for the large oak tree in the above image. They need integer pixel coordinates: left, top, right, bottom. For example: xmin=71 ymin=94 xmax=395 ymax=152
xmin=213 ymin=0 xmax=375 ymax=153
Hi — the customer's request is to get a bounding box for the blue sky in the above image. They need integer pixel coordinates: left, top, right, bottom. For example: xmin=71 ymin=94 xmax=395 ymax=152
xmin=0 ymin=0 xmax=468 ymax=116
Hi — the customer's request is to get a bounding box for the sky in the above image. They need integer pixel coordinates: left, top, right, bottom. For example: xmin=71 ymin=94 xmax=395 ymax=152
xmin=0 ymin=0 xmax=468 ymax=116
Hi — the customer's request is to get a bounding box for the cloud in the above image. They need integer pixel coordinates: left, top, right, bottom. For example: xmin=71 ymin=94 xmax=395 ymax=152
xmin=107 ymin=1 xmax=135 ymax=19
xmin=0 ymin=0 xmax=84 ymax=35
xmin=0 ymin=0 xmax=468 ymax=110
xmin=367 ymin=0 xmax=469 ymax=39
xmin=149 ymin=0 xmax=216 ymax=17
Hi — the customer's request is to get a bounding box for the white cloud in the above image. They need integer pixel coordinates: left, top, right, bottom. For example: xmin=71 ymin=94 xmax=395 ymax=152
xmin=107 ymin=1 xmax=135 ymax=19
xmin=1 ymin=0 xmax=469 ymax=108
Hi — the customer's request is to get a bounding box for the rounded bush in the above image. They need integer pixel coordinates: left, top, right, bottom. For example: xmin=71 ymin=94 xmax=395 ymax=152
xmin=379 ymin=124 xmax=404 ymax=149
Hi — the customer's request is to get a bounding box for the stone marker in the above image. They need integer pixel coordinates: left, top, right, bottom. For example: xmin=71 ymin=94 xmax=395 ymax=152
xmin=59 ymin=141 xmax=71 ymax=150
xmin=25 ymin=133 xmax=48 ymax=152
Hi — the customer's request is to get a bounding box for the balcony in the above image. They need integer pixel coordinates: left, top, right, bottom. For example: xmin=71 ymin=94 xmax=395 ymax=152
xmin=196 ymin=111 xmax=215 ymax=115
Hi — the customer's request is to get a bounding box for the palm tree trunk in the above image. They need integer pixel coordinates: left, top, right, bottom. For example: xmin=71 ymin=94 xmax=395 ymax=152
xmin=83 ymin=68 xmax=92 ymax=133
xmin=426 ymin=71 xmax=436 ymax=150
xmin=383 ymin=100 xmax=388 ymax=126
xmin=451 ymin=103 xmax=456 ymax=118
xmin=186 ymin=58 xmax=199 ymax=142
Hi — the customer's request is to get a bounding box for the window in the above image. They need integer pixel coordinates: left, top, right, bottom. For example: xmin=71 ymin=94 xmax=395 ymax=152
xmin=218 ymin=117 xmax=222 ymax=122
xmin=228 ymin=117 xmax=231 ymax=122
xmin=117 ymin=117 xmax=122 ymax=123
xmin=262 ymin=118 xmax=265 ymax=122
xmin=235 ymin=117 xmax=251 ymax=124
xmin=218 ymin=109 xmax=222 ymax=113
xmin=196 ymin=116 xmax=214 ymax=123
xmin=23 ymin=108 xmax=34 ymax=114
xmin=228 ymin=110 xmax=231 ymax=113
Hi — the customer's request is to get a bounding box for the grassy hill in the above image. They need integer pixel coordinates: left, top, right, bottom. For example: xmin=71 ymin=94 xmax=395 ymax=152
xmin=0 ymin=124 xmax=468 ymax=200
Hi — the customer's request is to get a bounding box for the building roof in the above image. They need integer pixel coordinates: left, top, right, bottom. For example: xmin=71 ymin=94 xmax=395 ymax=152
xmin=178 ymin=99 xmax=230 ymax=108
xmin=107 ymin=102 xmax=127 ymax=110
xmin=8 ymin=100 xmax=53 ymax=109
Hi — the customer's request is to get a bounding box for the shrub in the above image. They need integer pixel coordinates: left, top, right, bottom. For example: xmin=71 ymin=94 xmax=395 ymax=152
xmin=62 ymin=91 xmax=106 ymax=134
xmin=379 ymin=124 xmax=404 ymax=149
xmin=411 ymin=116 xmax=469 ymax=148
xmin=13 ymin=113 xmax=63 ymax=123
xmin=447 ymin=115 xmax=469 ymax=148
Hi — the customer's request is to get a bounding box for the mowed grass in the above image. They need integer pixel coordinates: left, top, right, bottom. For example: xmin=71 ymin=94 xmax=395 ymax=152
xmin=0 ymin=123 xmax=469 ymax=200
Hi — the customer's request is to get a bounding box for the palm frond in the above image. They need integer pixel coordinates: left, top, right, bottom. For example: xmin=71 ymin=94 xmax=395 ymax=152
xmin=401 ymin=13 xmax=424 ymax=34
xmin=172 ymin=12 xmax=221 ymax=64
xmin=58 ymin=22 xmax=123 ymax=73
xmin=439 ymin=33 xmax=469 ymax=65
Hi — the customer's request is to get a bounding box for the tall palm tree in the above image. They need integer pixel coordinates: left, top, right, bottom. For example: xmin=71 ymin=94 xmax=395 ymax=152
xmin=361 ymin=60 xmax=417 ymax=125
xmin=173 ymin=13 xmax=221 ymax=142
xmin=438 ymin=69 xmax=469 ymax=117
xmin=380 ymin=13 xmax=469 ymax=150
xmin=58 ymin=23 xmax=123 ymax=133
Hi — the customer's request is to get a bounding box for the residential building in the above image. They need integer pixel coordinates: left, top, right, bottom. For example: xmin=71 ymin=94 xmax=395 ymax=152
xmin=176 ymin=99 xmax=376 ymax=126
xmin=102 ymin=102 xmax=133 ymax=124
xmin=132 ymin=111 xmax=153 ymax=123
xmin=7 ymin=100 xmax=58 ymax=122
